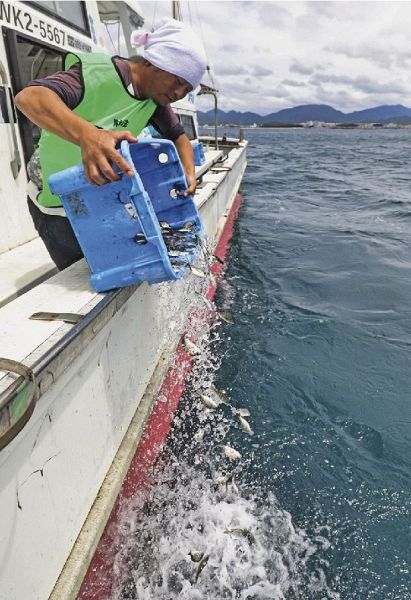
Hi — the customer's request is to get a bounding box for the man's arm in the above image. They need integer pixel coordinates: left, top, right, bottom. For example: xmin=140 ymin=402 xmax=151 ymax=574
xmin=174 ymin=133 xmax=196 ymax=196
xmin=150 ymin=105 xmax=196 ymax=195
xmin=15 ymin=86 xmax=137 ymax=185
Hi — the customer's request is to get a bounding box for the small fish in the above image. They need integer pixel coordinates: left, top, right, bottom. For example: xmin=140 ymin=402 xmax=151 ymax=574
xmin=237 ymin=408 xmax=250 ymax=418
xmin=211 ymin=385 xmax=230 ymax=405
xmin=29 ymin=312 xmax=83 ymax=325
xmin=169 ymin=250 xmax=190 ymax=257
xmin=183 ymin=335 xmax=201 ymax=356
xmin=213 ymin=475 xmax=228 ymax=486
xmin=189 ymin=265 xmax=206 ymax=278
xmin=174 ymin=243 xmax=197 ymax=251
xmin=217 ymin=309 xmax=235 ymax=324
xmin=196 ymin=293 xmax=214 ymax=311
xmin=223 ymin=528 xmax=256 ymax=545
xmin=200 ymin=394 xmax=219 ymax=410
xmin=195 ymin=554 xmax=209 ymax=582
xmin=213 ymin=473 xmax=237 ymax=491
xmin=180 ymin=221 xmax=195 ymax=231
xmin=223 ymin=445 xmax=241 ymax=461
xmin=188 ymin=550 xmax=204 ymax=563
xmin=133 ymin=233 xmax=147 ymax=244
xmin=238 ymin=416 xmax=253 ymax=435
xmin=170 ymin=258 xmax=187 ymax=266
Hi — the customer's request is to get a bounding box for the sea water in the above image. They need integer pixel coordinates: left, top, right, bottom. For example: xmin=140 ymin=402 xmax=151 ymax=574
xmin=112 ymin=128 xmax=411 ymax=599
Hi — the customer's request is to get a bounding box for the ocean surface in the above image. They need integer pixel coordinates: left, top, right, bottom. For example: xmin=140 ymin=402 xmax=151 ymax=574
xmin=113 ymin=128 xmax=411 ymax=599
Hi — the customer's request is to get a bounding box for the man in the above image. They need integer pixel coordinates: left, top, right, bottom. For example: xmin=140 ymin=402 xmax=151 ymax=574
xmin=15 ymin=19 xmax=207 ymax=270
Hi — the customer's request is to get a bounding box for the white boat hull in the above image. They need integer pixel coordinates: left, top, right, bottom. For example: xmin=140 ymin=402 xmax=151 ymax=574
xmin=0 ymin=142 xmax=246 ymax=600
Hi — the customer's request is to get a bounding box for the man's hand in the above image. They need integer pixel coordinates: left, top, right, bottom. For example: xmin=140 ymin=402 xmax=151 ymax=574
xmin=174 ymin=134 xmax=197 ymax=198
xmin=184 ymin=172 xmax=197 ymax=196
xmin=80 ymin=129 xmax=138 ymax=185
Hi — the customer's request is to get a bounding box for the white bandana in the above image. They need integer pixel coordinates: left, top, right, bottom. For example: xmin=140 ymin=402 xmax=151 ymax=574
xmin=130 ymin=18 xmax=207 ymax=90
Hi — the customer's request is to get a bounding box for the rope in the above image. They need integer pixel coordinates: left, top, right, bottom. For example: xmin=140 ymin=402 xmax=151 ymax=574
xmin=150 ymin=0 xmax=158 ymax=31
xmin=187 ymin=1 xmax=193 ymax=25
xmin=104 ymin=22 xmax=117 ymax=53
xmin=193 ymin=2 xmax=215 ymax=87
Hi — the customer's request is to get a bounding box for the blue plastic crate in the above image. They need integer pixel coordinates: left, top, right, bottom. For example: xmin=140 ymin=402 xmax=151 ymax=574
xmin=49 ymin=140 xmax=204 ymax=291
xmin=193 ymin=141 xmax=206 ymax=166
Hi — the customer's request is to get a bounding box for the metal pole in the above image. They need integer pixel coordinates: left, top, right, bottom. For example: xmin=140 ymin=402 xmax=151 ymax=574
xmin=214 ymin=93 xmax=219 ymax=150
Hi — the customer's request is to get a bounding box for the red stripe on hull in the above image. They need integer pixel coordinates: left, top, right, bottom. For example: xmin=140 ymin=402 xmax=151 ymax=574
xmin=77 ymin=192 xmax=243 ymax=600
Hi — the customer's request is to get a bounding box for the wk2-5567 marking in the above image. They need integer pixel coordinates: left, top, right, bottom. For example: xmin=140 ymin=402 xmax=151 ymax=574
xmin=0 ymin=1 xmax=66 ymax=45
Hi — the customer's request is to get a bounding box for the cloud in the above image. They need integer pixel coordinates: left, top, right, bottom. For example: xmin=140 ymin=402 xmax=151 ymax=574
xmin=216 ymin=65 xmax=249 ymax=76
xmin=250 ymin=66 xmax=273 ymax=77
xmin=219 ymin=43 xmax=243 ymax=54
xmin=256 ymin=3 xmax=292 ymax=30
xmin=290 ymin=61 xmax=314 ymax=76
xmin=251 ymin=45 xmax=272 ymax=55
xmin=310 ymin=72 xmax=409 ymax=96
xmin=307 ymin=1 xmax=370 ymax=21
xmin=282 ymin=79 xmax=306 ymax=88
xmin=326 ymin=41 xmax=411 ymax=70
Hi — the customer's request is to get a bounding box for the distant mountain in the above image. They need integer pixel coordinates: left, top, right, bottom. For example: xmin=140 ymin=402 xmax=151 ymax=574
xmin=348 ymin=104 xmax=411 ymax=122
xmin=381 ymin=114 xmax=411 ymax=125
xmin=263 ymin=104 xmax=346 ymax=124
xmin=197 ymin=109 xmax=265 ymax=126
xmin=197 ymin=104 xmax=411 ymax=126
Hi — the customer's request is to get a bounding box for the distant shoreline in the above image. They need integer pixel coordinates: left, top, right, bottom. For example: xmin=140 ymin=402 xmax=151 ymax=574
xmin=200 ymin=123 xmax=411 ymax=130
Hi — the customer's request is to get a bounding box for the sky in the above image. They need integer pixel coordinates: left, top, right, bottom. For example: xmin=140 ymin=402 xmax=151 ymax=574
xmin=110 ymin=1 xmax=411 ymax=115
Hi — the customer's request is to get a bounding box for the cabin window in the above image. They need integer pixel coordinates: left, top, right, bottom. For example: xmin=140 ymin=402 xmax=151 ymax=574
xmin=179 ymin=114 xmax=197 ymax=141
xmin=28 ymin=1 xmax=89 ymax=35
xmin=0 ymin=87 xmax=16 ymax=124
xmin=5 ymin=29 xmax=64 ymax=164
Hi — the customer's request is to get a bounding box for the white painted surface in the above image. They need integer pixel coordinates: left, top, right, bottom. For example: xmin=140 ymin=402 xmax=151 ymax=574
xmin=0 ymin=238 xmax=56 ymax=308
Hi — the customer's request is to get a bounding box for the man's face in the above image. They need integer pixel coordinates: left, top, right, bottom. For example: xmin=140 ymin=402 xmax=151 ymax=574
xmin=148 ymin=67 xmax=193 ymax=105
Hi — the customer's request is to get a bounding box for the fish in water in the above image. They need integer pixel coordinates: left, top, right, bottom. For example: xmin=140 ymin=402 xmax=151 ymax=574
xmin=195 ymin=292 xmax=214 ymax=311
xmin=188 ymin=550 xmax=204 ymax=563
xmin=213 ymin=475 xmax=229 ymax=486
xmin=223 ymin=445 xmax=241 ymax=461
xmin=183 ymin=334 xmax=202 ymax=356
xmin=195 ymin=554 xmax=209 ymax=582
xmin=223 ymin=528 xmax=256 ymax=545
xmin=238 ymin=416 xmax=253 ymax=435
xmin=236 ymin=408 xmax=250 ymax=418
xmin=199 ymin=394 xmax=219 ymax=410
xmin=213 ymin=473 xmax=238 ymax=492
xmin=211 ymin=385 xmax=230 ymax=406
xmin=217 ymin=309 xmax=235 ymax=324
xmin=189 ymin=265 xmax=207 ymax=278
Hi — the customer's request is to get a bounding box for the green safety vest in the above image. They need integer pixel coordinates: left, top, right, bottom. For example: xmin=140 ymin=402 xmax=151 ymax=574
xmin=38 ymin=52 xmax=157 ymax=208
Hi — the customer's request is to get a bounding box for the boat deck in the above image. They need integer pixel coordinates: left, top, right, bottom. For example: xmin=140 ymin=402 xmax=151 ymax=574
xmin=0 ymin=238 xmax=56 ymax=309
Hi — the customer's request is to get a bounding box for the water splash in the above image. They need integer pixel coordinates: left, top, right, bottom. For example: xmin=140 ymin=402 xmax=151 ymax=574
xmin=108 ymin=292 xmax=338 ymax=599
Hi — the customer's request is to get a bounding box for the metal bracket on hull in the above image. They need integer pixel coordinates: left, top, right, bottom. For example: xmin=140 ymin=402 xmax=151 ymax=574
xmin=0 ymin=358 xmax=36 ymax=451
